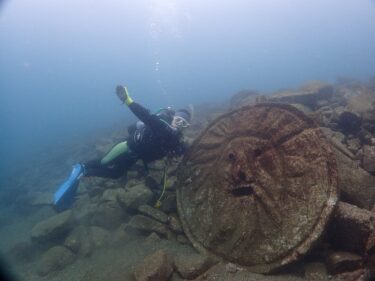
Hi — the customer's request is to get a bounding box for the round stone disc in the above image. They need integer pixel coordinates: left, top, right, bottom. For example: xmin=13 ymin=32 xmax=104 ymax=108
xmin=176 ymin=103 xmax=338 ymax=273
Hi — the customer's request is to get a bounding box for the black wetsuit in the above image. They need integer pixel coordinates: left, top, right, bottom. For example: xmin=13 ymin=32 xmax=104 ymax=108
xmin=84 ymin=102 xmax=186 ymax=179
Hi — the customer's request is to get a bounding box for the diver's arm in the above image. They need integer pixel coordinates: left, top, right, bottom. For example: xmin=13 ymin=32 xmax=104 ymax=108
xmin=128 ymin=102 xmax=163 ymax=128
xmin=116 ymin=85 xmax=165 ymax=130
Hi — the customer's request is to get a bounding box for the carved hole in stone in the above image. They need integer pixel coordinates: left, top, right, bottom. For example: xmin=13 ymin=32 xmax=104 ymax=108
xmin=238 ymin=171 xmax=246 ymax=181
xmin=254 ymin=148 xmax=262 ymax=157
xmin=231 ymin=185 xmax=254 ymax=197
xmin=228 ymin=153 xmax=236 ymax=162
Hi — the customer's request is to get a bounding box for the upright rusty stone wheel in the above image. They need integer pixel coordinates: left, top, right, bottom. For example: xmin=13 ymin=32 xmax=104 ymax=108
xmin=177 ymin=103 xmax=338 ymax=273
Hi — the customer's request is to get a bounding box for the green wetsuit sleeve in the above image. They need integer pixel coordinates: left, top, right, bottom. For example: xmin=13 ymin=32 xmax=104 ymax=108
xmin=100 ymin=141 xmax=130 ymax=165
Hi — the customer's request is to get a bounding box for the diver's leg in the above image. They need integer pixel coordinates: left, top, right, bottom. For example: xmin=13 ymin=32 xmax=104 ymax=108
xmin=84 ymin=141 xmax=137 ymax=179
xmin=53 ymin=141 xmax=136 ymax=211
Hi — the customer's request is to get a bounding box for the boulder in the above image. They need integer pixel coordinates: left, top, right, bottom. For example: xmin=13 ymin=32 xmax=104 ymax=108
xmin=143 ymin=232 xmax=162 ymax=245
xmin=325 ymin=251 xmax=363 ymax=275
xmin=112 ymin=223 xmax=131 ymax=245
xmin=347 ymin=90 xmax=375 ymax=118
xmin=346 ymin=138 xmax=361 ymax=154
xmin=337 ymin=111 xmax=362 ymax=135
xmin=37 ymin=246 xmax=75 ymax=276
xmin=64 ymin=227 xmax=82 ymax=253
xmin=91 ymin=201 xmax=125 ymax=230
xmin=63 ymin=225 xmax=91 ymax=255
xmin=134 ymin=249 xmax=173 ymax=281
xmin=362 ymin=145 xmax=375 ymax=173
xmin=31 ymin=210 xmax=73 ymax=243
xmin=177 ymin=235 xmax=190 ymax=245
xmin=168 ymin=215 xmax=183 ymax=234
xmin=144 ymin=176 xmax=160 ymax=191
xmin=329 ymin=202 xmax=375 ymax=254
xmin=79 ymin=233 xmax=94 ymax=257
xmin=160 ymin=193 xmax=177 ymax=214
xmin=138 ymin=205 xmax=168 ymax=223
xmin=72 ymin=201 xmax=97 ymax=223
xmin=174 ymin=253 xmax=213 ymax=279
xmin=118 ymin=184 xmax=153 ymax=211
xmin=229 ymin=90 xmax=260 ymax=109
xmin=303 ymin=262 xmax=329 ymax=280
xmin=332 ymin=268 xmax=370 ymax=281
xmin=193 ymin=262 xmax=305 ymax=281
xmin=322 ymin=127 xmax=375 ymax=209
xmin=269 ymin=81 xmax=334 ymax=110
xmin=90 ymin=226 xmax=111 ymax=248
xmin=6 ymin=241 xmax=39 ymax=263
xmin=358 ymin=128 xmax=374 ymax=145
xmin=101 ymin=188 xmax=122 ymax=202
xmin=320 ymin=127 xmax=350 ymax=156
xmin=28 ymin=191 xmax=53 ymax=206
xmin=332 ymin=145 xmax=375 ymax=209
xmin=128 ymin=215 xmax=169 ymax=236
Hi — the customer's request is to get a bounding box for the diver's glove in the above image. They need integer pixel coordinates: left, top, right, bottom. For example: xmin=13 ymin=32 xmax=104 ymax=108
xmin=116 ymin=85 xmax=134 ymax=105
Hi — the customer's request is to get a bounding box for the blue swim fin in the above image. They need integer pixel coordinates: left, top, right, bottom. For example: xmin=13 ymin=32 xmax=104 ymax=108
xmin=53 ymin=164 xmax=84 ymax=212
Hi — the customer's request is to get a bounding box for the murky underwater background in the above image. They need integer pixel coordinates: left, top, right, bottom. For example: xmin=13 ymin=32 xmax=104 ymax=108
xmin=1 ymin=0 xmax=375 ymax=280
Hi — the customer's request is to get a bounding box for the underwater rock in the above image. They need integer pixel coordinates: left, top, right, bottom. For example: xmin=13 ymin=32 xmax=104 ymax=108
xmin=134 ymin=249 xmax=173 ymax=281
xmin=347 ymin=90 xmax=375 ymax=117
xmin=192 ymin=262 xmax=305 ymax=281
xmin=64 ymin=227 xmax=82 ymax=253
xmin=321 ymin=127 xmax=375 ymax=208
xmin=160 ymin=192 xmax=177 ymax=214
xmin=138 ymin=204 xmax=168 ymax=223
xmin=28 ymin=191 xmax=54 ymax=206
xmin=362 ymin=145 xmax=375 ymax=173
xmin=91 ymin=201 xmax=125 ymax=230
xmin=269 ymin=81 xmax=334 ymax=110
xmin=303 ymin=262 xmax=329 ymax=280
xmin=63 ymin=225 xmax=92 ymax=255
xmin=6 ymin=241 xmax=39 ymax=264
xmin=144 ymin=175 xmax=160 ymax=191
xmin=128 ymin=215 xmax=169 ymax=236
xmin=177 ymin=103 xmax=338 ymax=273
xmin=37 ymin=246 xmax=75 ymax=276
xmin=346 ymin=138 xmax=361 ymax=154
xmin=112 ymin=223 xmax=131 ymax=245
xmin=31 ymin=210 xmax=73 ymax=243
xmin=229 ymin=89 xmax=260 ymax=109
xmin=143 ymin=232 xmax=162 ymax=244
xmin=325 ymin=251 xmax=363 ymax=275
xmin=118 ymin=184 xmax=153 ymax=211
xmin=90 ymin=226 xmax=111 ymax=248
xmin=72 ymin=201 xmax=97 ymax=223
xmin=329 ymin=202 xmax=375 ymax=254
xmin=78 ymin=231 xmax=94 ymax=257
xmin=337 ymin=111 xmax=362 ymax=135
xmin=101 ymin=188 xmax=121 ymax=202
xmin=168 ymin=215 xmax=183 ymax=234
xmin=331 ymin=145 xmax=375 ymax=209
xmin=320 ymin=127 xmax=349 ymax=155
xmin=177 ymin=234 xmax=190 ymax=245
xmin=174 ymin=253 xmax=213 ymax=279
xmin=358 ymin=128 xmax=374 ymax=145
xmin=332 ymin=268 xmax=370 ymax=281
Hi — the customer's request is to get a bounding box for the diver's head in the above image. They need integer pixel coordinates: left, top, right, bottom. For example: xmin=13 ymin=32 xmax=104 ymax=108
xmin=172 ymin=109 xmax=191 ymax=130
xmin=155 ymin=107 xmax=175 ymax=124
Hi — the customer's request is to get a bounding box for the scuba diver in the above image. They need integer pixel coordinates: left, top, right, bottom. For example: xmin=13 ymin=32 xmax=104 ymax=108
xmin=53 ymin=85 xmax=192 ymax=211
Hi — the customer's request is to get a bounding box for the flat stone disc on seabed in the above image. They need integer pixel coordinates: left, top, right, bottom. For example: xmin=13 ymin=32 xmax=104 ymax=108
xmin=176 ymin=103 xmax=338 ymax=273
